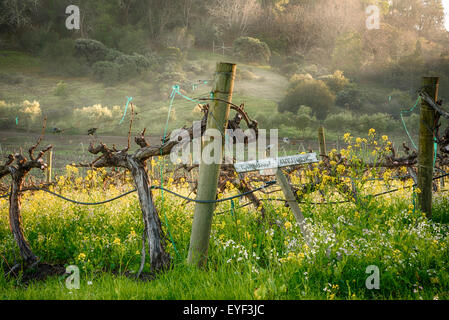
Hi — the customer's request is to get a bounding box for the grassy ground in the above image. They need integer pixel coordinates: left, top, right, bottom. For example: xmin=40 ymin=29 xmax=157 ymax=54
xmin=0 ymin=49 xmax=284 ymax=134
xmin=1 ymin=49 xmax=448 ymax=300
xmin=1 ymin=161 xmax=449 ymax=300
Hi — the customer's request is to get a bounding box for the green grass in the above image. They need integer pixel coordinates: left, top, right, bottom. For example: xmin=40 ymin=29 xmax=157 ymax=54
xmin=0 ymin=265 xmax=257 ymax=300
xmin=0 ymin=50 xmax=42 ymax=72
xmin=1 ymin=166 xmax=448 ymax=300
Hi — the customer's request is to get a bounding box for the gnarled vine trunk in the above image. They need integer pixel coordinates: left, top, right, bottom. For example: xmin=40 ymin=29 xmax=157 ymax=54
xmin=9 ymin=167 xmax=38 ymax=265
xmin=128 ymin=157 xmax=170 ymax=272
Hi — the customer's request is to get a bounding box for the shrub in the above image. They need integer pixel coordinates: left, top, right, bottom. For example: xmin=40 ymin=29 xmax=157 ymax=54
xmin=75 ymin=39 xmax=110 ymax=65
xmin=72 ymin=104 xmax=123 ymax=128
xmin=335 ymin=84 xmax=365 ymax=110
xmin=54 ymin=81 xmax=68 ymax=97
xmin=161 ymin=47 xmax=185 ymax=64
xmin=324 ymin=111 xmax=397 ymax=134
xmin=279 ymin=63 xmax=301 ymax=77
xmin=324 ymin=111 xmax=357 ymax=133
xmin=318 ymin=70 xmax=350 ymax=94
xmin=355 ymin=113 xmax=396 ymax=132
xmin=296 ymin=105 xmax=317 ymax=129
xmin=91 ymin=51 xmax=151 ymax=84
xmin=104 ymin=48 xmax=123 ymax=62
xmin=233 ymin=37 xmax=271 ymax=64
xmin=114 ymin=53 xmax=151 ymax=79
xmin=256 ymin=111 xmax=307 ymax=130
xmin=92 ymin=61 xmax=120 ymax=84
xmin=289 ymin=73 xmax=313 ymax=89
xmin=279 ymin=79 xmax=335 ymax=120
xmin=260 ymin=106 xmax=317 ymax=136
xmin=298 ymin=64 xmax=329 ymax=77
xmin=0 ymin=100 xmax=44 ymax=131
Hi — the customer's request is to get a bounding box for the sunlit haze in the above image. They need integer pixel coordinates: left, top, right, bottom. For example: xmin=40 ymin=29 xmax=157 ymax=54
xmin=444 ymin=0 xmax=449 ymax=30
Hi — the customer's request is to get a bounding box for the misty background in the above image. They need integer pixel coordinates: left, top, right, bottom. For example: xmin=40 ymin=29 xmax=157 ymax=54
xmin=1 ymin=0 xmax=449 ymax=156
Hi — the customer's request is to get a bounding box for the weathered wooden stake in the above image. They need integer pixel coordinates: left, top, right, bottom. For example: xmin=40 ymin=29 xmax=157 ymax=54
xmin=417 ymin=76 xmax=439 ymax=218
xmin=441 ymin=167 xmax=445 ymax=189
xmin=46 ymin=149 xmax=52 ymax=183
xmin=318 ymin=126 xmax=327 ymax=158
xmin=276 ymin=168 xmax=310 ymax=246
xmin=187 ymin=62 xmax=236 ymax=266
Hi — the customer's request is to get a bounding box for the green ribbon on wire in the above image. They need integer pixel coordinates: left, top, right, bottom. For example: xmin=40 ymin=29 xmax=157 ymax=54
xmin=158 ymin=84 xmax=232 ymax=258
xmin=400 ymin=96 xmax=438 ymax=166
xmin=433 ymin=138 xmax=438 ymax=168
xmin=119 ymin=96 xmax=133 ymax=125
xmin=400 ymin=97 xmax=420 ymax=150
xmin=159 ymin=85 xmax=183 ymax=258
xmin=401 ymin=96 xmax=439 ymax=214
xmin=171 ymin=84 xmax=201 ymax=104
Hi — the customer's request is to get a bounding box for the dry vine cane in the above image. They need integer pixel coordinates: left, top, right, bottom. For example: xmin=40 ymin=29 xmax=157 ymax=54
xmin=78 ymin=103 xmax=260 ymax=276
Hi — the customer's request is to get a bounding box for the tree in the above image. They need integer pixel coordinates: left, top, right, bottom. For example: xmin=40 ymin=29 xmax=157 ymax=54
xmin=279 ymin=79 xmax=335 ymax=120
xmin=207 ymin=0 xmax=261 ymax=41
xmin=233 ymin=36 xmax=271 ymax=64
xmin=0 ymin=0 xmax=41 ymax=29
xmin=146 ymin=0 xmax=183 ymax=39
xmin=386 ymin=0 xmax=445 ymax=37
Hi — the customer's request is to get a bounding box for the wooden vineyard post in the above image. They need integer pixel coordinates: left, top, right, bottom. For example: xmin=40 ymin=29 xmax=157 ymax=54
xmin=187 ymin=62 xmax=236 ymax=266
xmin=189 ymin=153 xmax=194 ymax=182
xmin=46 ymin=149 xmax=52 ymax=183
xmin=275 ymin=168 xmax=310 ymax=246
xmin=234 ymin=153 xmax=317 ymax=245
xmin=318 ymin=126 xmax=327 ymax=158
xmin=417 ymin=76 xmax=439 ymax=218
